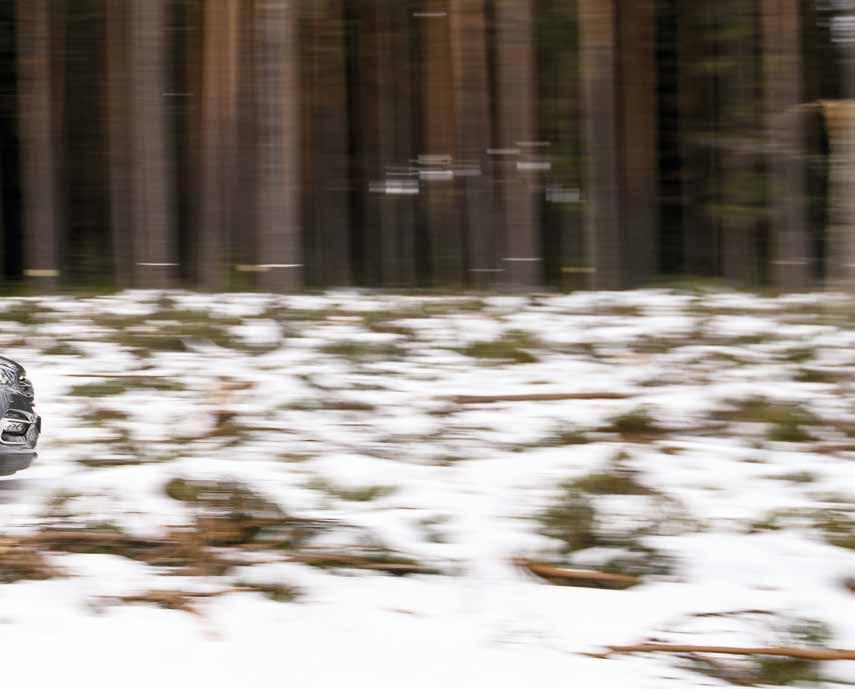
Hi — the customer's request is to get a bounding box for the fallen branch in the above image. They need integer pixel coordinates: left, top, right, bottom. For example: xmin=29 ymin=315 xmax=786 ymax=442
xmin=589 ymin=643 xmax=855 ymax=661
xmin=287 ymin=553 xmax=436 ymax=575
xmin=446 ymin=392 xmax=631 ymax=405
xmin=515 ymin=559 xmax=638 ymax=588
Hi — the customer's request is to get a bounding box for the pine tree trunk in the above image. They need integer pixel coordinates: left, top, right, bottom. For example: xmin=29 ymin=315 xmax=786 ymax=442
xmin=17 ymin=0 xmax=60 ymax=287
xmin=763 ymin=0 xmax=810 ymax=290
xmin=254 ymin=0 xmax=302 ymax=291
xmin=823 ymin=100 xmax=855 ymax=291
xmin=303 ymin=0 xmax=352 ymax=287
xmin=129 ymin=0 xmax=176 ymax=288
xmin=579 ymin=0 xmax=622 ymax=289
xmin=422 ymin=0 xmax=465 ymax=286
xmin=619 ymin=0 xmax=658 ymax=287
xmin=199 ymin=0 xmax=240 ymax=289
xmin=679 ymin=0 xmax=719 ymax=277
xmin=450 ymin=0 xmax=499 ymax=289
xmin=719 ymin=0 xmax=759 ymax=286
xmin=106 ymin=0 xmax=133 ymax=286
xmin=494 ymin=0 xmax=540 ymax=289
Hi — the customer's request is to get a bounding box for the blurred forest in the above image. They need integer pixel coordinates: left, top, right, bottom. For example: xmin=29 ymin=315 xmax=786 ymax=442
xmin=1 ymin=1 xmax=853 ymax=291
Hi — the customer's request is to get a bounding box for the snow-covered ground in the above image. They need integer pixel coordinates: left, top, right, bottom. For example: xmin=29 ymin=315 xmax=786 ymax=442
xmin=1 ymin=288 xmax=855 ymax=687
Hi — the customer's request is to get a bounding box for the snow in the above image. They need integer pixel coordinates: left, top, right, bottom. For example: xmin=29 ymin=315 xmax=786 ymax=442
xmin=1 ymin=288 xmax=855 ymax=687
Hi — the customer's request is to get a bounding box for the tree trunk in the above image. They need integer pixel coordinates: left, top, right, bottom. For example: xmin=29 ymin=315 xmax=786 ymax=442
xmin=823 ymin=100 xmax=855 ymax=291
xmin=253 ymin=0 xmax=302 ymax=291
xmin=355 ymin=1 xmax=417 ymax=286
xmin=494 ymin=0 xmax=540 ymax=289
xmin=579 ymin=0 xmax=621 ymax=289
xmin=719 ymin=0 xmax=759 ymax=286
xmin=199 ymin=0 xmax=240 ymax=290
xmin=450 ymin=0 xmax=499 ymax=288
xmin=106 ymin=0 xmax=133 ymax=286
xmin=763 ymin=0 xmax=810 ymax=290
xmin=679 ymin=0 xmax=719 ymax=277
xmin=619 ymin=0 xmax=658 ymax=287
xmin=129 ymin=0 xmax=176 ymax=288
xmin=422 ymin=0 xmax=465 ymax=286
xmin=302 ymin=0 xmax=352 ymax=287
xmin=17 ymin=0 xmax=60 ymax=287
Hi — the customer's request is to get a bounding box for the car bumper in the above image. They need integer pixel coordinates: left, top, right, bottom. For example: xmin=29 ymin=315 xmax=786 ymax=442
xmin=0 ymin=449 xmax=36 ymax=476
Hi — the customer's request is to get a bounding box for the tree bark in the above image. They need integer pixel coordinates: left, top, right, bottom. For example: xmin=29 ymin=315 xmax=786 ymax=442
xmin=17 ymin=0 xmax=60 ymax=287
xmin=302 ymin=0 xmax=352 ymax=287
xmin=494 ymin=0 xmax=540 ymax=289
xmin=823 ymin=100 xmax=855 ymax=291
xmin=129 ymin=0 xmax=176 ymax=288
xmin=450 ymin=0 xmax=499 ymax=288
xmin=199 ymin=0 xmax=240 ymax=290
xmin=719 ymin=0 xmax=759 ymax=286
xmin=619 ymin=0 xmax=658 ymax=287
xmin=679 ymin=0 xmax=720 ymax=277
xmin=253 ymin=0 xmax=302 ymax=291
xmin=106 ymin=0 xmax=133 ymax=286
xmin=579 ymin=0 xmax=622 ymax=289
xmin=422 ymin=0 xmax=465 ymax=286
xmin=763 ymin=0 xmax=810 ymax=290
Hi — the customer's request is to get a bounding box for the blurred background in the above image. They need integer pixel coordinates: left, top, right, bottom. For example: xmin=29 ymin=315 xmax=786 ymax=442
xmin=4 ymin=4 xmax=855 ymax=685
xmin=2 ymin=0 xmax=852 ymax=293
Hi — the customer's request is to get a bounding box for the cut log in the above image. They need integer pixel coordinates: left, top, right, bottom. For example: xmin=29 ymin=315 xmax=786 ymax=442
xmin=515 ymin=559 xmax=638 ymax=588
xmin=590 ymin=643 xmax=855 ymax=661
xmin=447 ymin=392 xmax=631 ymax=404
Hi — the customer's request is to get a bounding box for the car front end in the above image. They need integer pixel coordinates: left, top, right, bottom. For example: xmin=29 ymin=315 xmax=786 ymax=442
xmin=0 ymin=357 xmax=40 ymax=476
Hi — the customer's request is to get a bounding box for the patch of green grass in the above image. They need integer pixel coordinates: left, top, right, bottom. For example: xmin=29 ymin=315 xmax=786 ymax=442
xmin=570 ymin=469 xmax=652 ymax=495
xmin=768 ymin=470 xmax=817 ymax=483
xmin=768 ymin=421 xmax=815 ymax=443
xmin=42 ymin=341 xmax=84 ymax=356
xmin=602 ymin=408 xmax=663 ymax=438
xmin=714 ymin=397 xmax=818 ymax=443
xmin=538 ymin=489 xmax=598 ymax=554
xmin=750 ymin=508 xmax=855 ymax=550
xmin=81 ymin=407 xmax=130 ymax=424
xmin=462 ymin=330 xmax=541 ymax=364
xmin=0 ymin=302 xmax=46 ymax=325
xmin=69 ymin=377 xmax=185 ymax=397
xmin=69 ymin=380 xmax=131 ymax=397
xmin=237 ymin=581 xmax=300 ymax=603
xmin=715 ymin=397 xmax=818 ymax=426
xmin=781 ymin=347 xmax=815 ymax=364
xmin=320 ymin=340 xmax=404 ymax=361
xmin=546 ymin=429 xmax=593 ymax=446
xmin=306 ymin=478 xmax=397 ymax=502
xmin=795 ymin=368 xmax=841 ymax=384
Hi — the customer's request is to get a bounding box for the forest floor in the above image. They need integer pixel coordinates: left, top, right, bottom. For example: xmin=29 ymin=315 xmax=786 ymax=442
xmin=1 ymin=288 xmax=855 ymax=687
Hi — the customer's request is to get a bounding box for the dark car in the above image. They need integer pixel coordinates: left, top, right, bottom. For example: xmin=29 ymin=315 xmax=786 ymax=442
xmin=0 ymin=356 xmax=40 ymax=475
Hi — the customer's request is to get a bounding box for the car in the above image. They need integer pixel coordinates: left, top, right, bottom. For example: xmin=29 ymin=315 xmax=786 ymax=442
xmin=0 ymin=356 xmax=40 ymax=476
